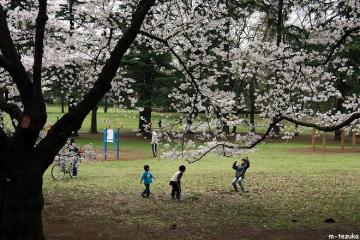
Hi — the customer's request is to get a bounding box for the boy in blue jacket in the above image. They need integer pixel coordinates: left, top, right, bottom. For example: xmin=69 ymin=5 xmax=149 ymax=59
xmin=140 ymin=165 xmax=155 ymax=198
xmin=232 ymin=157 xmax=250 ymax=191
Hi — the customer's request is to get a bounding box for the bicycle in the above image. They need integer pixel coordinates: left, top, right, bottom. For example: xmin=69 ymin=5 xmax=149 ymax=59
xmin=51 ymin=152 xmax=82 ymax=180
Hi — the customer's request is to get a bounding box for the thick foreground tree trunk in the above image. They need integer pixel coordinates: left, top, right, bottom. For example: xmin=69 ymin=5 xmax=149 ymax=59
xmin=0 ymin=152 xmax=45 ymax=240
xmin=0 ymin=1 xmax=155 ymax=239
xmin=0 ymin=109 xmax=47 ymax=240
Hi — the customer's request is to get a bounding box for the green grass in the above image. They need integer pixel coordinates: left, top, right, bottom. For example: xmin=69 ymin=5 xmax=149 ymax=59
xmin=46 ymin=105 xmax=169 ymax=132
xmin=42 ymin=142 xmax=360 ymax=238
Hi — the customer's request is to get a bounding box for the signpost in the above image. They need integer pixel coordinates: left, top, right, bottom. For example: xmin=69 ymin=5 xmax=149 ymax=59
xmin=103 ymin=128 xmax=120 ymax=160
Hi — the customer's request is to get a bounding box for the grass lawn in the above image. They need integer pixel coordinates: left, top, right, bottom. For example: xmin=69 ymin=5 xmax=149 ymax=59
xmin=42 ymin=141 xmax=360 ymax=240
xmin=45 ymin=104 xmax=315 ymax=134
xmin=46 ymin=105 xmax=179 ymax=132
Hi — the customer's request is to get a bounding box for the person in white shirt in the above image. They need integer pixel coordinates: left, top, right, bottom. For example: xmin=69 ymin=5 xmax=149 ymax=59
xmin=169 ymin=165 xmax=186 ymax=201
xmin=151 ymin=131 xmax=158 ymax=157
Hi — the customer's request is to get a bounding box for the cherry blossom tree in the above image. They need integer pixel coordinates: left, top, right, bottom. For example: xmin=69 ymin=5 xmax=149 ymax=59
xmin=0 ymin=0 xmax=359 ymax=239
xmin=136 ymin=0 xmax=360 ymax=162
xmin=0 ymin=0 xmax=155 ymax=238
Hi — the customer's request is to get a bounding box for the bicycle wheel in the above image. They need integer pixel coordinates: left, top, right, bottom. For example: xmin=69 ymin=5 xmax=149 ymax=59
xmin=51 ymin=164 xmax=65 ymax=181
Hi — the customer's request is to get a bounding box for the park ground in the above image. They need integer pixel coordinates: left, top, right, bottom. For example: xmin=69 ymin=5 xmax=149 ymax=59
xmin=42 ymin=132 xmax=360 ymax=240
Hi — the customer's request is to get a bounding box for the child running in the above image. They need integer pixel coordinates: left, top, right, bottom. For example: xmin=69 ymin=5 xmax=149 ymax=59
xmin=169 ymin=165 xmax=186 ymax=201
xmin=140 ymin=165 xmax=155 ymax=198
xmin=232 ymin=157 xmax=250 ymax=191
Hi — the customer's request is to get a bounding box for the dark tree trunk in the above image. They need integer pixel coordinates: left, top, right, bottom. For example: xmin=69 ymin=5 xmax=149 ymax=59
xmin=139 ymin=106 xmax=152 ymax=138
xmin=222 ymin=124 xmax=230 ymax=135
xmin=249 ymin=78 xmax=256 ymax=133
xmin=334 ymin=79 xmax=346 ymax=140
xmin=0 ymin=106 xmax=47 ymax=240
xmin=104 ymin=96 xmax=108 ymax=113
xmin=89 ymin=105 xmax=98 ymax=134
xmin=294 ymin=124 xmax=300 ymax=136
xmin=0 ymin=151 xmax=45 ymax=240
xmin=232 ymin=126 xmax=236 ymax=134
xmin=276 ymin=0 xmax=284 ymax=46
xmin=271 ymin=0 xmax=284 ymax=139
xmin=60 ymin=96 xmax=65 ymax=113
xmin=249 ymin=110 xmax=255 ymax=133
xmin=0 ymin=2 xmax=155 ymax=239
xmin=271 ymin=120 xmax=281 ymax=138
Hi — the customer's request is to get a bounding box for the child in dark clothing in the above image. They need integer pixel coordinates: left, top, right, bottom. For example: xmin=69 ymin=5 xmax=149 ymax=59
xmin=169 ymin=165 xmax=186 ymax=201
xmin=232 ymin=157 xmax=250 ymax=191
xmin=68 ymin=138 xmax=80 ymax=177
xmin=140 ymin=165 xmax=155 ymax=198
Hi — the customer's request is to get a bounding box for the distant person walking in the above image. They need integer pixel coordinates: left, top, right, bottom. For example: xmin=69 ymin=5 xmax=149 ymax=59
xmin=232 ymin=157 xmax=250 ymax=191
xmin=169 ymin=165 xmax=186 ymax=201
xmin=140 ymin=165 xmax=155 ymax=198
xmin=151 ymin=130 xmax=159 ymax=157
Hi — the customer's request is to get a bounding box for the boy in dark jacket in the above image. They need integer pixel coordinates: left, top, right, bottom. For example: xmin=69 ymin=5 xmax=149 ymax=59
xmin=232 ymin=157 xmax=250 ymax=191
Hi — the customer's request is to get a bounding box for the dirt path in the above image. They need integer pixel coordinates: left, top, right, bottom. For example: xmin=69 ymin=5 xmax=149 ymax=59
xmin=44 ymin=218 xmax=357 ymax=240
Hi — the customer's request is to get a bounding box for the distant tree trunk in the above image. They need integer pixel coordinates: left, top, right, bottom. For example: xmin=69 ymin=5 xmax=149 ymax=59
xmin=222 ymin=123 xmax=230 ymax=134
xmin=222 ymin=1 xmax=231 ymax=135
xmin=104 ymin=96 xmax=108 ymax=113
xmin=249 ymin=78 xmax=256 ymax=133
xmin=334 ymin=79 xmax=346 ymax=140
xmin=232 ymin=126 xmax=236 ymax=134
xmin=218 ymin=114 xmax=230 ymax=134
xmin=271 ymin=0 xmax=284 ymax=139
xmin=89 ymin=105 xmax=98 ymax=134
xmin=61 ymin=95 xmax=65 ymax=113
xmin=294 ymin=124 xmax=299 ymax=136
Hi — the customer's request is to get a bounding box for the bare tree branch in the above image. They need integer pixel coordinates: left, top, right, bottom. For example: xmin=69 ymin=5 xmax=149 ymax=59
xmin=32 ymin=0 xmax=48 ymax=95
xmin=139 ymin=30 xmax=200 ymax=93
xmin=188 ymin=113 xmax=360 ymax=163
xmin=0 ymin=5 xmax=37 ymax=109
xmin=282 ymin=113 xmax=360 ymax=132
xmin=323 ymin=26 xmax=360 ymax=65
